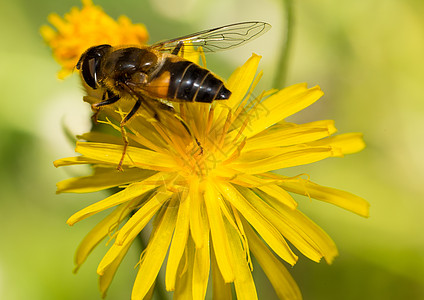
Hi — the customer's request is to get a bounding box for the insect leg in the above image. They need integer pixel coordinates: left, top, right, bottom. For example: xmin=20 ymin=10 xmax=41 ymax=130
xmin=171 ymin=41 xmax=185 ymax=56
xmin=91 ymin=90 xmax=120 ymax=123
xmin=117 ymin=97 xmax=142 ymax=171
xmin=173 ymin=113 xmax=204 ymax=155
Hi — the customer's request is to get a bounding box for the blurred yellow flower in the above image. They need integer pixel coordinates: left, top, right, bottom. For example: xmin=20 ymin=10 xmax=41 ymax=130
xmin=46 ymin=2 xmax=369 ymax=300
xmin=40 ymin=0 xmax=148 ymax=79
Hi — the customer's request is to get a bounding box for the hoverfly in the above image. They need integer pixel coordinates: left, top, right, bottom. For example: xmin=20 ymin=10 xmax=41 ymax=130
xmin=76 ymin=21 xmax=271 ymax=170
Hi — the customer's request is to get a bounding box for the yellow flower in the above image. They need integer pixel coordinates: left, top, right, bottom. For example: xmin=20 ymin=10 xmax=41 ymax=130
xmin=40 ymin=0 xmax=148 ymax=79
xmin=54 ymin=53 xmax=369 ymax=299
xmin=46 ymin=2 xmax=369 ymax=299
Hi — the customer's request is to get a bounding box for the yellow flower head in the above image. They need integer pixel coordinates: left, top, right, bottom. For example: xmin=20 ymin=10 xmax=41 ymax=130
xmin=47 ymin=2 xmax=369 ymax=300
xmin=55 ymin=57 xmax=369 ymax=299
xmin=41 ymin=0 xmax=149 ymax=79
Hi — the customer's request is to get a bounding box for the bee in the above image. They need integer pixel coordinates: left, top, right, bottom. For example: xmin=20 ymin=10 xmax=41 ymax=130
xmin=76 ymin=21 xmax=271 ymax=170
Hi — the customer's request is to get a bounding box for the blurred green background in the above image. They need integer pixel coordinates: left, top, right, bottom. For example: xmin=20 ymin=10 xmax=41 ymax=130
xmin=1 ymin=0 xmax=423 ymax=299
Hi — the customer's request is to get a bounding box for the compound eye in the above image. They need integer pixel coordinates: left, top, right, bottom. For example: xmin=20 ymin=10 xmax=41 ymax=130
xmin=78 ymin=44 xmax=111 ymax=89
xmin=81 ymin=57 xmax=98 ymax=89
xmin=88 ymin=58 xmax=97 ymax=81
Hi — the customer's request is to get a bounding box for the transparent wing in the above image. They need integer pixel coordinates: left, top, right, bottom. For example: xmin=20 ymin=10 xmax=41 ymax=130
xmin=150 ymin=21 xmax=271 ymax=53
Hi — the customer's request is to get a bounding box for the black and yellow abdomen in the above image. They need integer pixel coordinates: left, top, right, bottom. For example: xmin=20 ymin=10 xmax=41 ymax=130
xmin=150 ymin=57 xmax=231 ymax=103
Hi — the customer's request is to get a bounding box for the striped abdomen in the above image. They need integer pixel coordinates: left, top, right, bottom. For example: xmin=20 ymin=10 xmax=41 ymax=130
xmin=150 ymin=58 xmax=231 ymax=103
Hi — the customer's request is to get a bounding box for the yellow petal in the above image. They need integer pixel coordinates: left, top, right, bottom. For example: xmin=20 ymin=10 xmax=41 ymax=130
xmin=132 ymin=198 xmax=178 ymax=300
xmin=232 ymin=146 xmax=342 ymax=174
xmin=39 ymin=24 xmax=55 ymax=42
xmin=243 ymin=120 xmax=337 ymax=151
xmin=238 ymin=186 xmax=319 ymax=260
xmin=165 ymin=192 xmax=190 ymax=291
xmin=217 ymin=182 xmax=298 ymax=266
xmin=229 ymin=174 xmax=297 ymax=209
xmin=54 ymin=156 xmax=102 ymax=167
xmin=226 ymin=217 xmax=258 ymax=300
xmin=57 ymin=167 xmax=155 ymax=193
xmin=279 ymin=176 xmax=370 ymax=217
xmin=189 ymin=178 xmax=209 ymax=249
xmin=308 ymin=132 xmax=366 ymax=154
xmin=174 ymin=238 xmax=195 ymax=300
xmin=66 ymin=173 xmax=164 ymax=225
xmin=141 ymin=283 xmax=156 ymax=300
xmin=241 ymin=84 xmax=324 ymax=138
xmin=98 ymin=241 xmax=132 ymax=298
xmin=115 ymin=189 xmax=173 ymax=246
xmin=256 ymin=184 xmax=298 ymax=209
xmin=97 ymin=191 xmax=170 ymax=275
xmin=74 ymin=204 xmax=131 ymax=272
xmin=76 ymin=141 xmax=179 ymax=171
xmin=226 ymin=54 xmax=262 ymax=110
xmin=244 ymin=222 xmax=302 ymax=300
xmin=211 ymin=245 xmax=232 ymax=300
xmin=204 ymin=181 xmax=235 ymax=283
xmin=181 ymin=41 xmax=201 ymax=64
xmin=192 ymin=242 xmax=210 ymax=299
xmin=247 ymin=188 xmax=338 ymax=263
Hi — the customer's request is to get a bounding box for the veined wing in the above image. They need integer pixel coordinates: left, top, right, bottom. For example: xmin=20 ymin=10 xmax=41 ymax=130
xmin=150 ymin=21 xmax=271 ymax=53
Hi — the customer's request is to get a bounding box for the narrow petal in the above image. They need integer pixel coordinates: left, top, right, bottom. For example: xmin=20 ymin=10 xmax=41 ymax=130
xmin=217 ymin=182 xmax=298 ymax=266
xmin=226 ymin=218 xmax=258 ymax=300
xmin=96 ymin=191 xmax=169 ymax=275
xmin=211 ymin=245 xmax=232 ymax=300
xmin=278 ymin=176 xmax=370 ymax=217
xmin=257 ymin=184 xmax=298 ymax=209
xmin=231 ymin=146 xmax=342 ymax=175
xmin=308 ymin=132 xmax=366 ymax=154
xmin=174 ymin=239 xmax=195 ymax=300
xmin=241 ymin=84 xmax=324 ymax=138
xmin=98 ymin=241 xmax=132 ymax=298
xmin=226 ymin=54 xmax=262 ymax=110
xmin=244 ymin=221 xmax=302 ymax=300
xmin=76 ymin=141 xmax=179 ymax=171
xmin=192 ymin=241 xmax=210 ymax=299
xmin=204 ymin=181 xmax=235 ymax=282
xmin=54 ymin=156 xmax=103 ymax=167
xmin=132 ymin=199 xmax=178 ymax=300
xmin=240 ymin=187 xmax=337 ymax=263
xmin=74 ymin=203 xmax=132 ymax=272
xmin=236 ymin=144 xmax=343 ymax=161
xmin=189 ymin=178 xmax=209 ymax=249
xmin=229 ymin=173 xmax=298 ymax=209
xmin=257 ymin=188 xmax=339 ymax=264
xmin=182 ymin=42 xmax=201 ymax=64
xmin=166 ymin=193 xmax=190 ymax=291
xmin=115 ymin=189 xmax=173 ymax=246
xmin=243 ymin=120 xmax=337 ymax=151
xmin=141 ymin=283 xmax=156 ymax=300
xmin=57 ymin=167 xmax=155 ymax=193
xmin=66 ymin=172 xmax=166 ymax=225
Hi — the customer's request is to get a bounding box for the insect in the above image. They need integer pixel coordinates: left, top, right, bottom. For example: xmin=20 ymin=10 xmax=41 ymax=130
xmin=76 ymin=21 xmax=271 ymax=170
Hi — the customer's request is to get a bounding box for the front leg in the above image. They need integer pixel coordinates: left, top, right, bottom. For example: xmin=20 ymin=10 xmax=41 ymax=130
xmin=117 ymin=97 xmax=142 ymax=171
xmin=91 ymin=90 xmax=120 ymax=123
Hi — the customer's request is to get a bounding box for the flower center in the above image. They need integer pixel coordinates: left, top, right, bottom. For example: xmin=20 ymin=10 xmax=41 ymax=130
xmin=171 ymin=105 xmax=248 ymax=179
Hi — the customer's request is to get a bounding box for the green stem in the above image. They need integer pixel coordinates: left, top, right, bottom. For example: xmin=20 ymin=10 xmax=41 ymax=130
xmin=273 ymin=0 xmax=294 ymax=88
